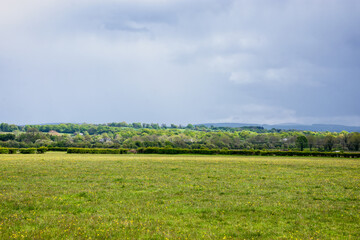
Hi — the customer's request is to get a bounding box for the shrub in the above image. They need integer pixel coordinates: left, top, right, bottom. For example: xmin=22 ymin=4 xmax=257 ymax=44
xmin=67 ymin=148 xmax=128 ymax=154
xmin=0 ymin=148 xmax=9 ymax=154
xmin=135 ymin=147 xmax=360 ymax=158
xmin=0 ymin=133 xmax=15 ymax=141
xmin=64 ymin=147 xmax=360 ymax=158
xmin=8 ymin=148 xmax=18 ymax=154
xmin=37 ymin=147 xmax=48 ymax=154
xmin=19 ymin=148 xmax=37 ymax=154
xmin=47 ymin=147 xmax=68 ymax=152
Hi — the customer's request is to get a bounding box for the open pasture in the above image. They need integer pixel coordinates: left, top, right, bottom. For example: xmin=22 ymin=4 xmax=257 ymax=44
xmin=0 ymin=153 xmax=359 ymax=239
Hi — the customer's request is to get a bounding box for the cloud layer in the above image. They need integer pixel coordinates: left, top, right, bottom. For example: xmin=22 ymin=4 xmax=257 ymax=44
xmin=1 ymin=0 xmax=359 ymax=125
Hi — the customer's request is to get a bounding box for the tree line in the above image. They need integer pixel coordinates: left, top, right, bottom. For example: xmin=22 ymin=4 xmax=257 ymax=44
xmin=0 ymin=122 xmax=359 ymax=151
xmin=0 ymin=122 xmax=268 ymax=134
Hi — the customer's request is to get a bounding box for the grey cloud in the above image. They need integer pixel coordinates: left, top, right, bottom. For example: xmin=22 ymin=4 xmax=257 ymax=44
xmin=0 ymin=0 xmax=359 ymax=125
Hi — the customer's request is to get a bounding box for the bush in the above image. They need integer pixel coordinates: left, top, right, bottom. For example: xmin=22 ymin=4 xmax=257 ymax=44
xmin=137 ymin=147 xmax=222 ymax=155
xmin=0 ymin=148 xmax=9 ymax=154
xmin=67 ymin=148 xmax=128 ymax=154
xmin=37 ymin=147 xmax=48 ymax=154
xmin=0 ymin=133 xmax=15 ymax=141
xmin=47 ymin=147 xmax=68 ymax=152
xmin=63 ymin=147 xmax=360 ymax=158
xmin=8 ymin=148 xmax=18 ymax=154
xmin=19 ymin=148 xmax=37 ymax=154
xmin=135 ymin=147 xmax=360 ymax=158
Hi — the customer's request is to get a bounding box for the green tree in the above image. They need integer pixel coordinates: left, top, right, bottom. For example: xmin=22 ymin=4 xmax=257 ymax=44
xmin=296 ymin=135 xmax=308 ymax=151
xmin=151 ymin=123 xmax=160 ymax=129
xmin=132 ymin=122 xmax=142 ymax=129
xmin=324 ymin=135 xmax=335 ymax=151
xmin=0 ymin=133 xmax=15 ymax=141
xmin=348 ymin=132 xmax=360 ymax=151
xmin=306 ymin=135 xmax=315 ymax=151
xmin=0 ymin=123 xmax=18 ymax=132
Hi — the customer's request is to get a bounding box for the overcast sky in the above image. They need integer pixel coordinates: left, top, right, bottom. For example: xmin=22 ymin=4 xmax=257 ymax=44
xmin=1 ymin=0 xmax=359 ymax=125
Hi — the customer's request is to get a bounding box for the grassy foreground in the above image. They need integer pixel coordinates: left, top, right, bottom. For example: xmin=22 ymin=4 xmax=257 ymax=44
xmin=0 ymin=153 xmax=359 ymax=239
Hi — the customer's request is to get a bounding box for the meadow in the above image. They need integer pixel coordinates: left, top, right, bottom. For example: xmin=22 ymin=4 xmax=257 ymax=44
xmin=0 ymin=153 xmax=359 ymax=239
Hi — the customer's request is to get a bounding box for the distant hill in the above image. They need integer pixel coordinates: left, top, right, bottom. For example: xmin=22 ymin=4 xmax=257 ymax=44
xmin=199 ymin=123 xmax=360 ymax=132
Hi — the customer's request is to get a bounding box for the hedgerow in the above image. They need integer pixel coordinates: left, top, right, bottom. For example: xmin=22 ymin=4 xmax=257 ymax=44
xmin=1 ymin=147 xmax=359 ymax=157
xmin=47 ymin=147 xmax=68 ymax=152
xmin=37 ymin=147 xmax=48 ymax=154
xmin=67 ymin=148 xmax=128 ymax=154
xmin=19 ymin=148 xmax=37 ymax=154
xmin=8 ymin=148 xmax=18 ymax=154
xmin=0 ymin=148 xmax=46 ymax=154
xmin=136 ymin=147 xmax=360 ymax=158
xmin=0 ymin=148 xmax=9 ymax=154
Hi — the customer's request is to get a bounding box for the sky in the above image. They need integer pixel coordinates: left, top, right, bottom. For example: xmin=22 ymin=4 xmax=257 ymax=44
xmin=1 ymin=0 xmax=360 ymax=126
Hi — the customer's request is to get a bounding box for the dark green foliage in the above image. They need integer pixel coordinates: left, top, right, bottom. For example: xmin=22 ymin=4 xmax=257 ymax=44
xmin=108 ymin=121 xmax=128 ymax=127
xmin=136 ymin=147 xmax=360 ymax=158
xmin=8 ymin=148 xmax=18 ymax=154
xmin=348 ymin=132 xmax=360 ymax=151
xmin=137 ymin=147 xmax=217 ymax=155
xmin=0 ymin=123 xmax=19 ymax=132
xmin=296 ymin=135 xmax=308 ymax=151
xmin=67 ymin=148 xmax=128 ymax=154
xmin=0 ymin=148 xmax=9 ymax=154
xmin=0 ymin=133 xmax=15 ymax=141
xmin=132 ymin=123 xmax=142 ymax=129
xmin=324 ymin=135 xmax=336 ymax=151
xmin=47 ymin=147 xmax=68 ymax=152
xmin=19 ymin=148 xmax=37 ymax=154
xmin=17 ymin=128 xmax=48 ymax=144
xmin=37 ymin=147 xmax=48 ymax=154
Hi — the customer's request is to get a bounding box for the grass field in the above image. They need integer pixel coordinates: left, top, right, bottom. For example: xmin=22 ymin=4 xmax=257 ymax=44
xmin=0 ymin=153 xmax=359 ymax=239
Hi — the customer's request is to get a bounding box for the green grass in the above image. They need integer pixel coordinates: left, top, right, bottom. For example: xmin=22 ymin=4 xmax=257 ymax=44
xmin=0 ymin=153 xmax=359 ymax=239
